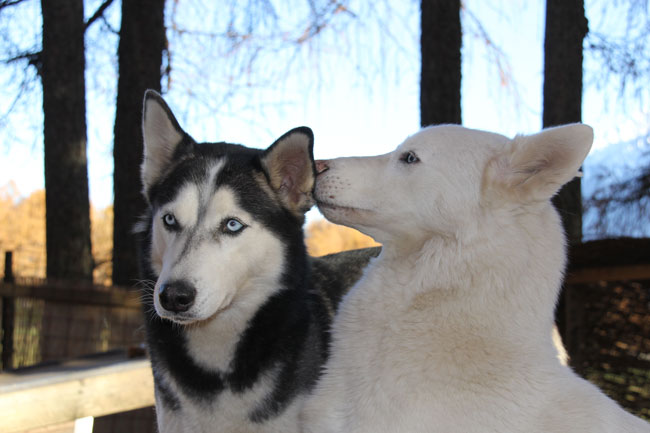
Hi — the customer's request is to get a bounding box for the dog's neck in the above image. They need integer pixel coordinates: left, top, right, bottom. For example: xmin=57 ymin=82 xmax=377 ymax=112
xmin=371 ymin=221 xmax=565 ymax=349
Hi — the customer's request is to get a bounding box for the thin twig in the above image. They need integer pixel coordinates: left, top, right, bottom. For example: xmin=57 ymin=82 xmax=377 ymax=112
xmin=0 ymin=0 xmax=26 ymax=11
xmin=85 ymin=0 xmax=116 ymax=31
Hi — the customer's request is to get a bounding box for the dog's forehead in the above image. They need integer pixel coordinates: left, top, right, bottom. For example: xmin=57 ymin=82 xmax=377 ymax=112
xmin=398 ymin=125 xmax=464 ymax=152
xmin=149 ymin=141 xmax=263 ymax=206
xmin=153 ymin=155 xmax=280 ymax=226
xmin=204 ymin=185 xmax=247 ymax=221
xmin=153 ymin=157 xmax=226 ymax=208
xmin=398 ymin=125 xmax=509 ymax=156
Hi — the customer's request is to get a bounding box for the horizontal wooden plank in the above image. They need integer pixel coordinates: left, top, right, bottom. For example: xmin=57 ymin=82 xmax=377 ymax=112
xmin=0 ymin=353 xmax=154 ymax=432
xmin=566 ymin=264 xmax=650 ymax=284
xmin=0 ymin=282 xmax=142 ymax=309
xmin=568 ymin=238 xmax=650 ymax=269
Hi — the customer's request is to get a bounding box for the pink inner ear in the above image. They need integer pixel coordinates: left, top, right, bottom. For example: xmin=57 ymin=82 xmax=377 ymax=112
xmin=280 ymin=160 xmax=307 ymax=206
xmin=280 ymin=166 xmax=297 ymax=192
xmin=263 ymin=130 xmax=315 ymax=212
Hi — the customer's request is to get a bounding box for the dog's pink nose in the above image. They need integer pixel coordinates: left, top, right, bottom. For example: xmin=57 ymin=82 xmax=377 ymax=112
xmin=315 ymin=160 xmax=329 ymax=175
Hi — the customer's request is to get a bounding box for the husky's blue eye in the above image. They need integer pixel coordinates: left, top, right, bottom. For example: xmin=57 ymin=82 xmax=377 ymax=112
xmin=162 ymin=213 xmax=178 ymax=228
xmin=224 ymin=218 xmax=245 ymax=234
xmin=401 ymin=151 xmax=419 ymax=164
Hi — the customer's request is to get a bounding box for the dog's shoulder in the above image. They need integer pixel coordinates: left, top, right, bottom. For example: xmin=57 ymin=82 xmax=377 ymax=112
xmin=310 ymin=246 xmax=380 ymax=313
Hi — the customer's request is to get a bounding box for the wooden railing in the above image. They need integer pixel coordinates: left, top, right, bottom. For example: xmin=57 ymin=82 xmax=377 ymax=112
xmin=0 ymin=350 xmax=154 ymax=433
xmin=0 ymin=251 xmax=142 ymax=371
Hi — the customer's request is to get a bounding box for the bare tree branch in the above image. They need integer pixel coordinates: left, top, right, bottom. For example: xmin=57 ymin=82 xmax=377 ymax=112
xmin=584 ymin=134 xmax=650 ymax=238
xmin=586 ymin=0 xmax=650 ymax=102
xmin=0 ymin=66 xmax=35 ymax=129
xmin=85 ymin=0 xmax=116 ymax=31
xmin=4 ymin=50 xmax=41 ymax=75
xmin=0 ymin=0 xmax=27 ymax=11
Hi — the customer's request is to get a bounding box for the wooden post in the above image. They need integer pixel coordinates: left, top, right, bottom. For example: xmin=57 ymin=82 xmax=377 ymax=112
xmin=563 ymin=283 xmax=586 ymax=374
xmin=2 ymin=251 xmax=15 ymax=370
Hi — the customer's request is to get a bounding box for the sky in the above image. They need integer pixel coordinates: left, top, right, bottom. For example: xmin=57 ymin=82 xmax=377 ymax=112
xmin=0 ymin=0 xmax=648 ymax=220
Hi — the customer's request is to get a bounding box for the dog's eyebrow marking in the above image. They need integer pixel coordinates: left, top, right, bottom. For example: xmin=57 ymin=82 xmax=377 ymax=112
xmin=168 ymin=183 xmax=200 ymax=230
xmin=208 ymin=158 xmax=227 ymax=190
xmin=197 ymin=158 xmax=227 ymax=222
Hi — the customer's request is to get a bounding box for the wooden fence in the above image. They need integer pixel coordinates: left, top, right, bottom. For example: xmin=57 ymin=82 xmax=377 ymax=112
xmin=1 ymin=252 xmax=143 ymax=371
xmin=0 ymin=251 xmax=154 ymax=432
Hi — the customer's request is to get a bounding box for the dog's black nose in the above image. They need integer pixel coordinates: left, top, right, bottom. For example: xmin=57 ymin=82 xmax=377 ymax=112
xmin=158 ymin=280 xmax=196 ymax=313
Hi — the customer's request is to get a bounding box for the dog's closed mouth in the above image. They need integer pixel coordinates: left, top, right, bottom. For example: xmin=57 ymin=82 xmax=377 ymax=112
xmin=316 ymin=200 xmax=371 ymax=213
xmin=163 ymin=313 xmax=198 ymax=325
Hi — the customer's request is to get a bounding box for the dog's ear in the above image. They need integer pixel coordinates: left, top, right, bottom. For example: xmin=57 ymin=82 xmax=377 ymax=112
xmin=485 ymin=124 xmax=593 ymax=203
xmin=141 ymin=90 xmax=188 ymax=200
xmin=260 ymin=127 xmax=316 ymax=217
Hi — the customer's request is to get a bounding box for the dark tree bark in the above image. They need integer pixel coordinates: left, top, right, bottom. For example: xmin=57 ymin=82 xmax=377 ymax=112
xmin=112 ymin=0 xmax=166 ymax=286
xmin=543 ymin=0 xmax=588 ymax=363
xmin=41 ymin=0 xmax=93 ymax=281
xmin=420 ymin=0 xmax=462 ymax=127
xmin=543 ymin=0 xmax=589 ymax=246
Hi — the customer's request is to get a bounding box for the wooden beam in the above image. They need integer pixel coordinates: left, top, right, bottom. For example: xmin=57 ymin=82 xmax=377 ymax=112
xmin=0 ymin=353 xmax=154 ymax=432
xmin=2 ymin=251 xmax=15 ymax=370
xmin=566 ymin=264 xmax=650 ymax=284
xmin=0 ymin=282 xmax=142 ymax=309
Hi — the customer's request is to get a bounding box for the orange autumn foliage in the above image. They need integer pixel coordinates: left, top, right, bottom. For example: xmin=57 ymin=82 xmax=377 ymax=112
xmin=0 ymin=182 xmax=46 ymax=278
xmin=0 ymin=183 xmax=113 ymax=284
xmin=305 ymin=218 xmax=380 ymax=257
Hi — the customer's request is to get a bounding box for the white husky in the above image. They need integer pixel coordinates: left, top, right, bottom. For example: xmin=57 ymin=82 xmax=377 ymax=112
xmin=301 ymin=124 xmax=650 ymax=433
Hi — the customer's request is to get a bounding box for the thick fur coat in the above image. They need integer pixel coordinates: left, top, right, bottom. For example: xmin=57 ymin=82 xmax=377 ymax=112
xmin=301 ymin=124 xmax=650 ymax=433
xmin=138 ymin=91 xmax=376 ymax=433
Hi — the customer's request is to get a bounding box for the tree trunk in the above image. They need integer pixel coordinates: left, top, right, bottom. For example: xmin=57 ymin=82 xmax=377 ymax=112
xmin=112 ymin=0 xmax=166 ymax=286
xmin=101 ymin=3 xmax=165 ymax=428
xmin=420 ymin=0 xmax=462 ymax=127
xmin=41 ymin=0 xmax=92 ymax=282
xmin=543 ymin=0 xmax=588 ymax=246
xmin=543 ymin=0 xmax=588 ymax=362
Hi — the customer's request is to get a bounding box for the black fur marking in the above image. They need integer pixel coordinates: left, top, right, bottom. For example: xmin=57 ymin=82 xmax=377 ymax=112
xmin=248 ymin=289 xmax=331 ymax=422
xmin=311 ymin=247 xmax=382 ymax=312
xmin=153 ymin=369 xmax=182 ymax=411
xmin=147 ymin=139 xmax=259 ymax=209
xmin=146 ymin=294 xmax=226 ymax=400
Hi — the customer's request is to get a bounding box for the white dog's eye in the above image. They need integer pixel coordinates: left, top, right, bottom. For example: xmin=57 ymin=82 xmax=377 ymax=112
xmin=223 ymin=218 xmax=246 ymax=234
xmin=162 ymin=213 xmax=179 ymax=230
xmin=401 ymin=151 xmax=420 ymax=164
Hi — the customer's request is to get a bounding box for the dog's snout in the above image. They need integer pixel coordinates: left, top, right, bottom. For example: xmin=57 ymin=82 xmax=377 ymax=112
xmin=315 ymin=160 xmax=329 ymax=175
xmin=159 ymin=280 xmax=197 ymax=313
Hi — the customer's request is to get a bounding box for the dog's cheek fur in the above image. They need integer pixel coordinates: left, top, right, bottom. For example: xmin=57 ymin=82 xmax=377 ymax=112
xmin=190 ymin=228 xmax=286 ymax=321
xmin=150 ymin=220 xmax=169 ymax=275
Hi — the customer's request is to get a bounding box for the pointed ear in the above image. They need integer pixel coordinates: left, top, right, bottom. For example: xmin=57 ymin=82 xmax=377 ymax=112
xmin=141 ymin=90 xmax=187 ymax=199
xmin=485 ymin=124 xmax=593 ymax=203
xmin=260 ymin=127 xmax=316 ymax=216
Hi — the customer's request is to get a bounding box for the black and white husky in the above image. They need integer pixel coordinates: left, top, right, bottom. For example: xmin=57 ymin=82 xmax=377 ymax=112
xmin=137 ymin=91 xmax=371 ymax=433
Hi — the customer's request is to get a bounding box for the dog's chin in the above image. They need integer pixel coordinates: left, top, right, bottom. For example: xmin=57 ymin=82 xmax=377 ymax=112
xmin=316 ymin=200 xmax=373 ymax=226
xmin=160 ymin=313 xmax=199 ymax=325
xmin=156 ymin=298 xmax=234 ymax=326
